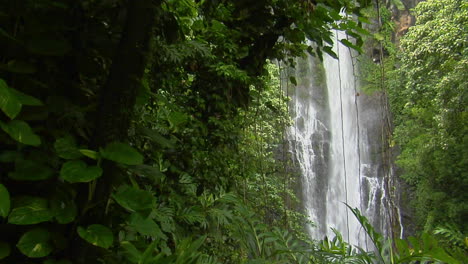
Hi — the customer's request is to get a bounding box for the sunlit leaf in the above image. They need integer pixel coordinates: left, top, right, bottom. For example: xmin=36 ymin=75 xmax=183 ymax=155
xmin=60 ymin=160 xmax=102 ymax=183
xmin=128 ymin=213 xmax=165 ymax=238
xmin=100 ymin=142 xmax=143 ymax=165
xmin=77 ymin=224 xmax=113 ymax=249
xmin=340 ymin=38 xmax=363 ymax=53
xmin=120 ymin=241 xmax=142 ymax=263
xmin=17 ymin=228 xmax=53 ymax=258
xmin=112 ymin=185 xmax=154 ymax=212
xmin=10 ymin=88 xmax=43 ymax=106
xmin=50 ymin=191 xmax=77 ymax=224
xmin=323 ymin=46 xmax=338 ymax=59
xmin=79 ymin=149 xmax=99 ymax=160
xmin=0 ymin=79 xmax=21 ymax=119
xmin=0 ymin=120 xmax=41 ymax=146
xmin=54 ymin=136 xmax=82 ymax=159
xmin=8 ymin=196 xmax=53 ymax=225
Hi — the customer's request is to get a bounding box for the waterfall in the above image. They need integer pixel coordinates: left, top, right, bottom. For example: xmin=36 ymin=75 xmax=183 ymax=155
xmin=285 ymin=31 xmax=391 ymax=247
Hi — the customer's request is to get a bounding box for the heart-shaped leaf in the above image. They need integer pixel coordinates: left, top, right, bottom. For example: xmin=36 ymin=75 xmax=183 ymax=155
xmin=60 ymin=160 xmax=102 ymax=183
xmin=50 ymin=191 xmax=77 ymax=224
xmin=16 ymin=228 xmax=53 ymax=258
xmin=0 ymin=120 xmax=41 ymax=146
xmin=120 ymin=241 xmax=142 ymax=263
xmin=54 ymin=136 xmax=82 ymax=159
xmin=0 ymin=79 xmax=21 ymax=119
xmin=112 ymin=185 xmax=154 ymax=212
xmin=0 ymin=184 xmax=10 ymax=218
xmin=10 ymin=88 xmax=42 ymax=106
xmin=8 ymin=196 xmax=53 ymax=225
xmin=77 ymin=224 xmax=113 ymax=249
xmin=79 ymin=149 xmax=99 ymax=160
xmin=128 ymin=213 xmax=165 ymax=239
xmin=100 ymin=142 xmax=143 ymax=165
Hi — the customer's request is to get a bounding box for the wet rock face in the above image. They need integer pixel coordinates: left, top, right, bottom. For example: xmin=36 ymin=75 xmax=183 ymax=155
xmin=390 ymin=0 xmax=424 ymax=42
xmin=395 ymin=12 xmax=414 ymax=37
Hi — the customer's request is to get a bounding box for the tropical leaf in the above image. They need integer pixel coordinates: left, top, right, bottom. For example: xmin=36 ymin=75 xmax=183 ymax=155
xmin=120 ymin=241 xmax=142 ymax=263
xmin=50 ymin=190 xmax=77 ymax=224
xmin=0 ymin=79 xmax=21 ymax=119
xmin=16 ymin=228 xmax=54 ymax=258
xmin=128 ymin=212 xmax=166 ymax=239
xmin=0 ymin=184 xmax=10 ymax=218
xmin=9 ymin=88 xmax=42 ymax=106
xmin=54 ymin=136 xmax=82 ymax=159
xmin=0 ymin=120 xmax=41 ymax=146
xmin=8 ymin=196 xmax=53 ymax=225
xmin=100 ymin=142 xmax=143 ymax=165
xmin=79 ymin=149 xmax=99 ymax=160
xmin=112 ymin=185 xmax=155 ymax=212
xmin=60 ymin=160 xmax=102 ymax=183
xmin=77 ymin=224 xmax=113 ymax=249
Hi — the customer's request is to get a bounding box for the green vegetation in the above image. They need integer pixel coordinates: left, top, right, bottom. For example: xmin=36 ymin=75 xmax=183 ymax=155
xmin=0 ymin=0 xmax=465 ymax=263
xmin=0 ymin=0 xmax=372 ymax=262
xmin=391 ymin=0 xmax=467 ymax=239
xmin=361 ymin=0 xmax=468 ymax=260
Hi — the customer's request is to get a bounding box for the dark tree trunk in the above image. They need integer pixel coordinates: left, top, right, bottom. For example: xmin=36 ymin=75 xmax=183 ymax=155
xmin=72 ymin=1 xmax=159 ymax=262
xmin=94 ymin=0 xmax=158 ymax=145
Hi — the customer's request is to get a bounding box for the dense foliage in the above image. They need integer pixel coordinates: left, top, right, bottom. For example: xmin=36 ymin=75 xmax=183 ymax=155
xmin=0 ymin=0 xmax=376 ymax=263
xmin=0 ymin=0 xmax=465 ymax=263
xmin=390 ymin=0 xmax=467 ymax=238
xmin=360 ymin=0 xmax=468 ymax=259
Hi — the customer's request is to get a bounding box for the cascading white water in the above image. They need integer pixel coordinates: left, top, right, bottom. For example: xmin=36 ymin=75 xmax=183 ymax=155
xmin=286 ymin=31 xmax=391 ymax=247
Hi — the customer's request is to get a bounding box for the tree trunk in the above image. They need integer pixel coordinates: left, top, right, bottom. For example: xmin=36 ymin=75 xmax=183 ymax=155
xmin=72 ymin=1 xmax=159 ymax=262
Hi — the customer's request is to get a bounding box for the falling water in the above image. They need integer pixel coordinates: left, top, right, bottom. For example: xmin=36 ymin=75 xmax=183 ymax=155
xmin=285 ymin=31 xmax=392 ymax=247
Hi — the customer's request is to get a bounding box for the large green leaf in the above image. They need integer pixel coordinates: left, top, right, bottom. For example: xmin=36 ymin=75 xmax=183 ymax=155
xmin=126 ymin=164 xmax=165 ymax=184
xmin=0 ymin=120 xmax=41 ymax=146
xmin=0 ymin=79 xmax=21 ymax=119
xmin=120 ymin=241 xmax=142 ymax=263
xmin=0 ymin=241 xmax=10 ymax=259
xmin=17 ymin=228 xmax=53 ymax=258
xmin=129 ymin=213 xmax=165 ymax=238
xmin=8 ymin=196 xmax=53 ymax=225
xmin=77 ymin=224 xmax=113 ymax=249
xmin=8 ymin=160 xmax=54 ymax=181
xmin=60 ymin=160 xmax=102 ymax=183
xmin=54 ymin=136 xmax=82 ymax=159
xmin=0 ymin=184 xmax=10 ymax=218
xmin=100 ymin=142 xmax=143 ymax=165
xmin=50 ymin=191 xmax=77 ymax=224
xmin=7 ymin=87 xmax=42 ymax=107
xmin=112 ymin=185 xmax=155 ymax=212
xmin=79 ymin=149 xmax=99 ymax=160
